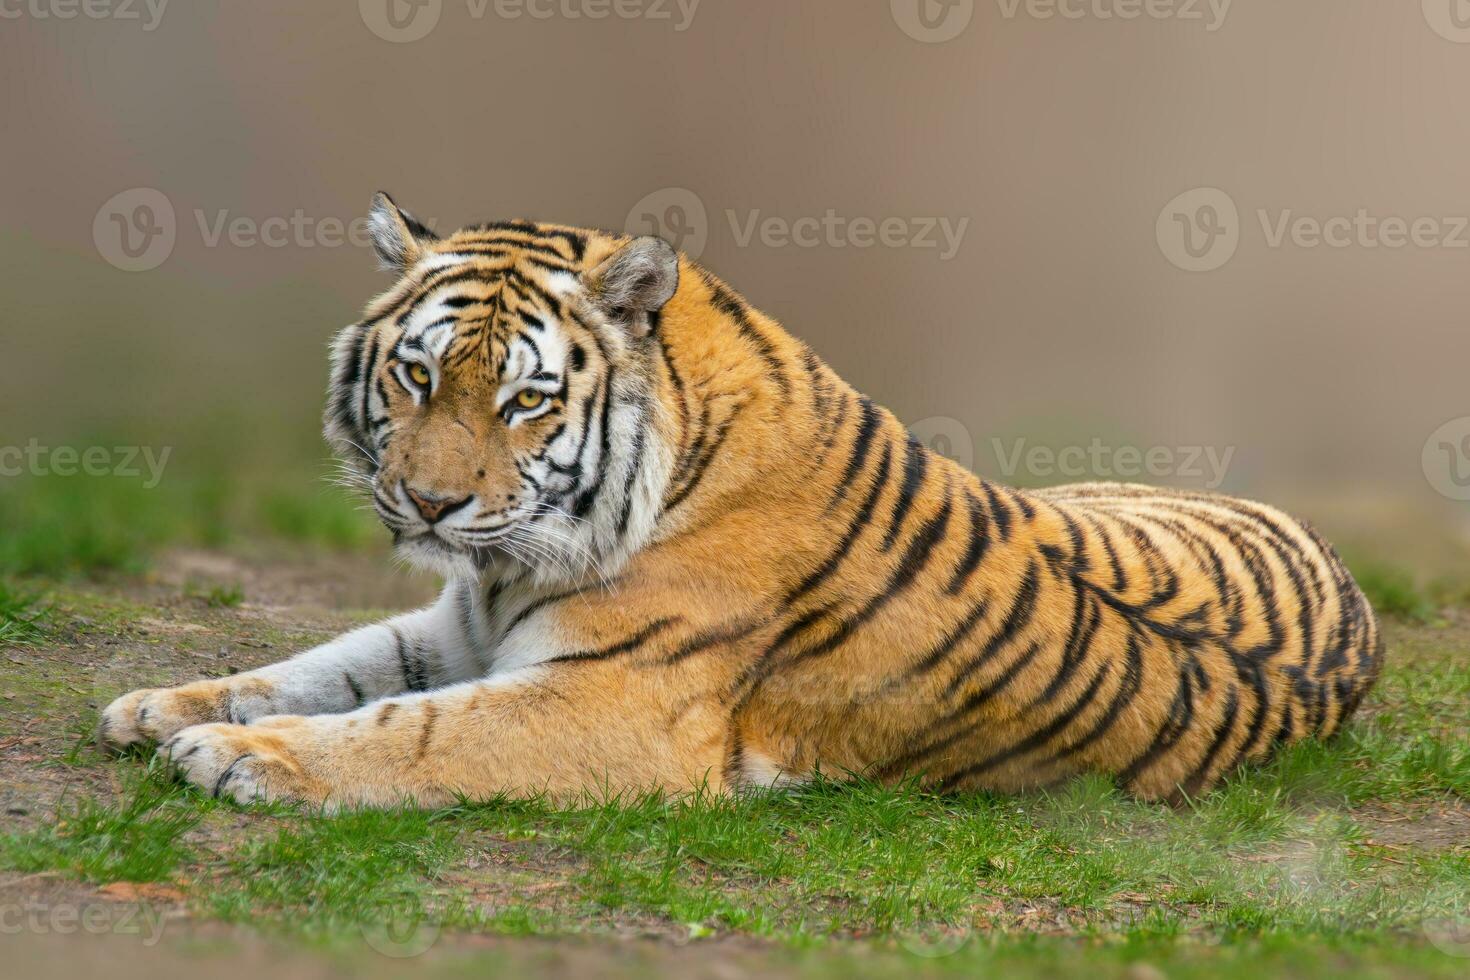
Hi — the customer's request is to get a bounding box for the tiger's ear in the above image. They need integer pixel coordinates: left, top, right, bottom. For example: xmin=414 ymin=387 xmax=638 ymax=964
xmin=585 ymin=236 xmax=680 ymax=337
xmin=367 ymin=191 xmax=439 ymax=273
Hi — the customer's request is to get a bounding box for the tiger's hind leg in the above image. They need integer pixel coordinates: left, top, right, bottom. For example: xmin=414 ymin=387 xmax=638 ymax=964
xmin=99 ymin=581 xmax=491 ymax=751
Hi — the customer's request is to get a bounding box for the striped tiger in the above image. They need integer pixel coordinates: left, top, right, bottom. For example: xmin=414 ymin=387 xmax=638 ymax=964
xmin=99 ymin=193 xmax=1382 ymax=808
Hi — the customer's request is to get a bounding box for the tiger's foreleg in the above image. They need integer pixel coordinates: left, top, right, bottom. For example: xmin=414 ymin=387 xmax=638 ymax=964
xmin=99 ymin=581 xmax=491 ymax=751
xmin=157 ymin=659 xmax=729 ymax=808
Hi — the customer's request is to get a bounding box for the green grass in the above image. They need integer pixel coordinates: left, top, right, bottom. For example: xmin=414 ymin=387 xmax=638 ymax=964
xmin=257 ymin=486 xmax=378 ymax=551
xmin=185 ymin=580 xmax=246 ymax=608
xmin=6 ymin=667 xmax=1468 ymax=942
xmin=1347 ymin=560 xmax=1439 ymax=623
xmin=0 ymin=763 xmax=202 ymax=882
xmin=1 ymin=560 xmax=1466 ymax=977
xmin=0 ymin=577 xmax=53 ymax=644
xmin=0 ymin=466 xmax=379 ymax=577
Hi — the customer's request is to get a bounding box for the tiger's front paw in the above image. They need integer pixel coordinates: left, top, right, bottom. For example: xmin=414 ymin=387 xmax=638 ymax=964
xmin=159 ymin=720 xmax=327 ymax=806
xmin=99 ymin=686 xmax=220 ymax=752
xmin=98 ymin=678 xmax=277 ymax=753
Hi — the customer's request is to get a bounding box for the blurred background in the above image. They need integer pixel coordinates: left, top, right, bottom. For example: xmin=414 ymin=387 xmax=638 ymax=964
xmin=2 ymin=0 xmax=1468 ymax=594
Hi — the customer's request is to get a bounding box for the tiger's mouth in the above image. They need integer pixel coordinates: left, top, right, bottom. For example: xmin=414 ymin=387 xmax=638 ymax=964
xmin=393 ymin=527 xmax=506 ymax=578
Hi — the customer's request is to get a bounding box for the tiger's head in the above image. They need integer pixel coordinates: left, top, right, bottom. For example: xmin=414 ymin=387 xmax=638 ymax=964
xmin=325 ymin=193 xmax=681 ymax=583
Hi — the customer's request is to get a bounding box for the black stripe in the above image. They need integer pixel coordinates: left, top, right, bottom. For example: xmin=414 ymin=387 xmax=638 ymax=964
xmin=705 ymin=277 xmax=791 ymax=399
xmin=502 ymin=586 xmax=594 ymax=637
xmin=1116 ymin=664 xmax=1196 ymax=788
xmin=344 ymin=672 xmax=365 ymax=708
xmin=785 ymin=490 xmax=955 ymax=668
xmin=548 ymin=618 xmax=680 ymax=664
xmin=663 ymin=403 xmax=746 ymax=513
xmin=615 ymin=419 xmax=648 ymax=537
xmin=1175 ymin=686 xmax=1241 ymax=800
xmin=826 ymin=398 xmax=881 ymax=513
xmin=1219 ymin=657 xmax=1271 ymax=773
xmin=876 ymin=639 xmax=1045 ymax=780
xmin=1048 ymin=631 xmax=1144 ymax=763
xmin=1031 ymin=590 xmax=1102 ymax=706
xmin=547 ymin=376 xmax=602 ymax=480
xmin=213 ymin=753 xmax=256 ymax=799
xmin=665 ymin=619 xmax=763 ymax=664
xmin=939 ymin=661 xmax=1112 ymax=790
xmin=659 ymin=338 xmax=690 ymax=458
xmin=880 ymin=435 xmax=928 ymax=552
xmin=982 ymin=482 xmax=1013 ymax=541
xmin=945 ymin=489 xmax=990 ymax=595
xmin=571 ymin=366 xmax=617 ymax=518
xmin=905 ymin=593 xmax=990 ymax=678
xmin=784 ymin=441 xmax=894 ymax=607
xmin=391 ymin=626 xmax=428 ymax=693
xmin=941 ymin=561 xmax=1041 ymax=699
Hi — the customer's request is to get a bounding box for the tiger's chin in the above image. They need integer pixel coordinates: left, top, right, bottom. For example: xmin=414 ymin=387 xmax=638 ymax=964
xmin=393 ymin=532 xmax=490 ymax=580
xmin=394 ymin=529 xmax=542 ymax=582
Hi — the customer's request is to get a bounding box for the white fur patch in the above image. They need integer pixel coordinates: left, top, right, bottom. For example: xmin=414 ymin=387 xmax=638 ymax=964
xmin=740 ymin=750 xmax=805 ymax=791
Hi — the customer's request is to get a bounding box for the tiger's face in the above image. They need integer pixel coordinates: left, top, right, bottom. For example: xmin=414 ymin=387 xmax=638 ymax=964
xmin=326 ymin=194 xmax=679 ymax=581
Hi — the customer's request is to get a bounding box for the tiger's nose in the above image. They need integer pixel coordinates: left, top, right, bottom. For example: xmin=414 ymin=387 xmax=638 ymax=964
xmin=404 ymin=485 xmax=471 ymax=524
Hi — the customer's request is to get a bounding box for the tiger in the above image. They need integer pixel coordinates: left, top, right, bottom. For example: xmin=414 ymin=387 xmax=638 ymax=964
xmin=98 ymin=192 xmax=1383 ymax=808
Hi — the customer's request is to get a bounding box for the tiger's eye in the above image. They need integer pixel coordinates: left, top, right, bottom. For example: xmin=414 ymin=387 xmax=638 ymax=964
xmin=516 ymin=389 xmax=546 ymax=410
xmin=407 ymin=363 xmax=431 ymax=387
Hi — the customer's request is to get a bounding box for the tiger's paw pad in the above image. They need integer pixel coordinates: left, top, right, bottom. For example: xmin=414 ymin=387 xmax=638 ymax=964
xmin=159 ymin=723 xmax=319 ymax=805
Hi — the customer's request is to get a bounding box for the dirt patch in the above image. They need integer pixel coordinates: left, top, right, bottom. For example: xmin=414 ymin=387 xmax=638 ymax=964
xmin=1357 ymin=802 xmax=1470 ymax=853
xmin=1 ymin=548 xmax=433 ymax=825
xmin=154 ymin=547 xmax=438 ymax=614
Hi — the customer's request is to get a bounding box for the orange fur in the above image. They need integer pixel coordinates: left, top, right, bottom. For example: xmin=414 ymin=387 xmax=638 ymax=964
xmin=100 ymin=203 xmax=1382 ymax=807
